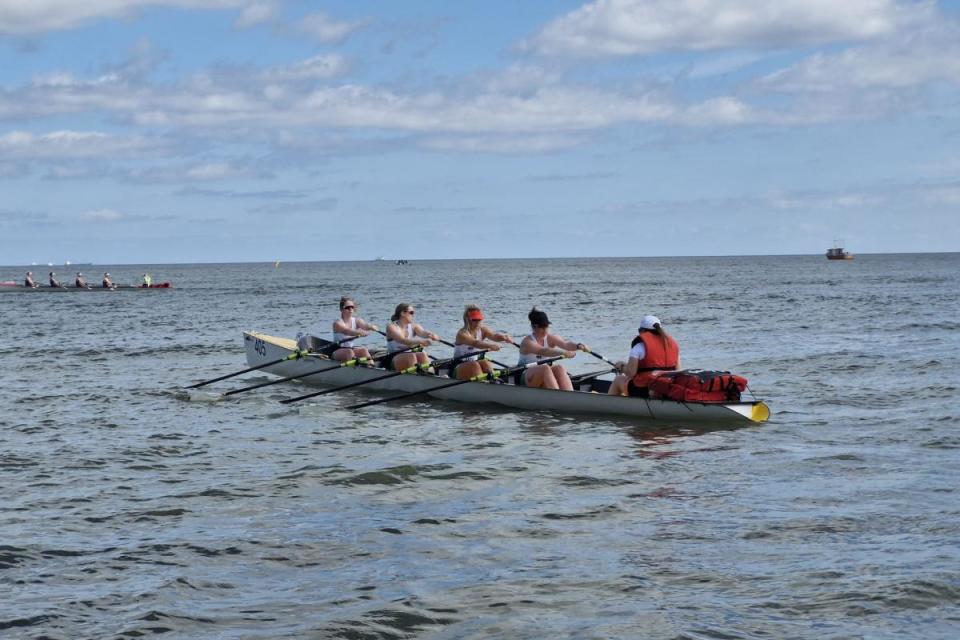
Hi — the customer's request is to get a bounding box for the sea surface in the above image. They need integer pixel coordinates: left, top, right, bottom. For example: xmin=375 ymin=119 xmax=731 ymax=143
xmin=1 ymin=255 xmax=958 ymax=639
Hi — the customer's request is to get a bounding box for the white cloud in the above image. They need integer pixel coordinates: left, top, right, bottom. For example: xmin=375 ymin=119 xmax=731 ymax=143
xmin=0 ymin=1 xmax=245 ymax=35
xmin=757 ymin=25 xmax=960 ymax=92
xmin=81 ymin=208 xmax=124 ymax=221
xmin=261 ymin=54 xmax=350 ymax=83
xmin=296 ymin=11 xmax=366 ymax=44
xmin=234 ymin=1 xmax=278 ymax=28
xmin=524 ymin=0 xmax=933 ymax=57
xmin=422 ymin=133 xmax=587 ymax=154
xmin=0 ymin=130 xmax=160 ymax=159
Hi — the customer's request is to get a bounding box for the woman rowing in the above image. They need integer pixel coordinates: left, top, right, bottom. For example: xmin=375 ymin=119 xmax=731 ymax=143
xmin=24 ymin=272 xmax=38 ymax=288
xmin=384 ymin=303 xmax=441 ymax=372
xmin=49 ymin=271 xmax=62 ymax=288
xmin=607 ymin=315 xmax=681 ymax=397
xmin=102 ymin=272 xmax=114 ymax=289
xmin=330 ymin=297 xmax=378 ymax=363
xmin=516 ymin=308 xmax=589 ymax=390
xmin=452 ymin=305 xmax=513 ymax=380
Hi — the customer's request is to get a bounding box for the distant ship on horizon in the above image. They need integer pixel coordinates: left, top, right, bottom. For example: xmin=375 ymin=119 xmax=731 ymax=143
xmin=826 ymin=242 xmax=853 ymax=260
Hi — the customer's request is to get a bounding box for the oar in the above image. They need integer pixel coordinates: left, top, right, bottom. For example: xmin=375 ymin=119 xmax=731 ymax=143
xmin=223 ymin=341 xmax=415 ymax=396
xmin=279 ymin=349 xmax=490 ymax=405
xmin=186 ymin=349 xmax=313 ymax=389
xmin=583 ymin=348 xmax=622 ymax=372
xmin=222 ymin=355 xmax=374 ymax=396
xmin=345 ymin=355 xmax=567 ymax=410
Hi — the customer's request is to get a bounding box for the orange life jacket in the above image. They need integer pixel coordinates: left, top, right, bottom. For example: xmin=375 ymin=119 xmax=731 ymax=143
xmin=631 ymin=331 xmax=679 ymax=388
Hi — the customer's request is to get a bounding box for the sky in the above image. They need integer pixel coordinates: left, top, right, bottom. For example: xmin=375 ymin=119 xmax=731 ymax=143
xmin=1 ymin=0 xmax=959 ymax=264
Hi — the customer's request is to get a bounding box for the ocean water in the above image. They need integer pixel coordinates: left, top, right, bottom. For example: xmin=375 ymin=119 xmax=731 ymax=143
xmin=1 ymin=254 xmax=958 ymax=639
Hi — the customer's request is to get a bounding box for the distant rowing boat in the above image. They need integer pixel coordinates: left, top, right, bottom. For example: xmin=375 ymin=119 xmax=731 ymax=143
xmin=244 ymin=331 xmax=770 ymax=425
xmin=0 ymin=282 xmax=173 ymax=292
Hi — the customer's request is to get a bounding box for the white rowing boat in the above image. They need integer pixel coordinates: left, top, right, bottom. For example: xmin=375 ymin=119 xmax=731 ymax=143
xmin=243 ymin=331 xmax=771 ymax=424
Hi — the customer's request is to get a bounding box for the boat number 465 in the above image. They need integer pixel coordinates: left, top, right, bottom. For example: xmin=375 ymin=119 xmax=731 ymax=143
xmin=254 ymin=338 xmax=267 ymax=357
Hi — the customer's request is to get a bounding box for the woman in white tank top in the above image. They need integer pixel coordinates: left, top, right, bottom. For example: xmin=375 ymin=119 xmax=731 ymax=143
xmin=384 ymin=303 xmax=442 ymax=371
xmin=452 ymin=304 xmax=514 ymax=380
xmin=517 ymin=308 xmax=589 ymax=390
xmin=331 ymin=297 xmax=379 ymax=363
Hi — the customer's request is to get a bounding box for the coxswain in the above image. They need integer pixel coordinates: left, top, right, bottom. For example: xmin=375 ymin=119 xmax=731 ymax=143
xmin=49 ymin=271 xmax=63 ymax=288
xmin=142 ymin=273 xmax=152 ymax=287
xmin=75 ymin=272 xmax=89 ymax=288
xmin=24 ymin=271 xmax=38 ymax=288
xmin=384 ymin=303 xmax=441 ymax=372
xmin=452 ymin=305 xmax=513 ymax=380
xmin=102 ymin=272 xmax=114 ymax=289
xmin=515 ymin=308 xmax=588 ymax=390
xmin=607 ymin=315 xmax=681 ymax=397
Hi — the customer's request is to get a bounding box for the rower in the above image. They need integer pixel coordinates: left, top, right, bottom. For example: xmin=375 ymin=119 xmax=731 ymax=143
xmin=384 ymin=303 xmax=440 ymax=372
xmin=142 ymin=273 xmax=152 ymax=287
xmin=607 ymin=315 xmax=681 ymax=397
xmin=75 ymin=272 xmax=89 ymax=288
xmin=330 ymin=297 xmax=378 ymax=363
xmin=102 ymin=272 xmax=114 ymax=289
xmin=24 ymin=271 xmax=38 ymax=288
xmin=516 ymin=308 xmax=588 ymax=390
xmin=49 ymin=271 xmax=62 ymax=288
xmin=452 ymin=305 xmax=513 ymax=380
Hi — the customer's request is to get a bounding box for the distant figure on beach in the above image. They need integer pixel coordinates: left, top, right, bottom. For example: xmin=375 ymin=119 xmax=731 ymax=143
xmin=102 ymin=272 xmax=114 ymax=289
xmin=142 ymin=273 xmax=152 ymax=287
xmin=49 ymin=271 xmax=62 ymax=288
xmin=607 ymin=315 xmax=681 ymax=397
xmin=24 ymin=272 xmax=38 ymax=288
xmin=75 ymin=272 xmax=89 ymax=289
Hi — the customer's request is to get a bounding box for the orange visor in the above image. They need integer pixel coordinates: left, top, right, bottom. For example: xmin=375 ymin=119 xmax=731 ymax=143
xmin=467 ymin=309 xmax=484 ymax=321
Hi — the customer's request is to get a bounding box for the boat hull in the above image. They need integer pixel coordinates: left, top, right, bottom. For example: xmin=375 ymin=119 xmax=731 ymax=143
xmin=243 ymin=332 xmax=770 ymax=425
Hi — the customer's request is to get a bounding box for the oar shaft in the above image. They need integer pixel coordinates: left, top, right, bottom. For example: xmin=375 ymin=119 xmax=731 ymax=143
xmin=223 ymin=357 xmax=373 ymax=396
xmin=280 ymin=349 xmax=490 ymax=405
xmin=346 ymin=355 xmax=567 ymax=410
xmin=186 ymin=350 xmax=310 ymax=389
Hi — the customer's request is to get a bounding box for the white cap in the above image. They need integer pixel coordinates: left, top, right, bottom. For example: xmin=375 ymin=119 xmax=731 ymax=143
xmin=639 ymin=315 xmax=661 ymax=330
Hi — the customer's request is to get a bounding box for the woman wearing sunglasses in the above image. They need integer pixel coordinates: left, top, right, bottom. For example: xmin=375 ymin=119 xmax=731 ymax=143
xmin=384 ymin=303 xmax=441 ymax=371
xmin=296 ymin=296 xmax=377 ymax=360
xmin=451 ymin=305 xmax=513 ymax=380
xmin=330 ymin=297 xmax=379 ymax=363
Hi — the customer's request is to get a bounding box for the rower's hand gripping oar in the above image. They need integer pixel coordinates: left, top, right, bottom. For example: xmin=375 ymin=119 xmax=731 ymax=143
xmin=279 ymin=349 xmax=491 ymax=405
xmin=376 ymin=328 xmax=513 ymax=369
xmin=345 ymin=354 xmax=568 ymax=411
xmin=185 ymin=349 xmax=313 ymax=389
xmin=221 ymin=336 xmax=389 ymax=396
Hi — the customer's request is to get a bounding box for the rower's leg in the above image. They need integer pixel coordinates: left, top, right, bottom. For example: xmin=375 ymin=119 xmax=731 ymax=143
xmin=608 ymin=374 xmax=629 ymax=396
xmin=333 ymin=348 xmax=355 ymax=362
xmin=392 ymin=353 xmax=418 ymax=371
xmin=455 ymin=361 xmax=483 ymax=380
xmin=529 ymin=365 xmax=559 ymax=390
xmin=552 ymin=364 xmax=573 ymax=391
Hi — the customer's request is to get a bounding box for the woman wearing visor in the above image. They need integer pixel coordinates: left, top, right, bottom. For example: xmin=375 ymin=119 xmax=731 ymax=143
xmin=451 ymin=305 xmax=513 ymax=380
